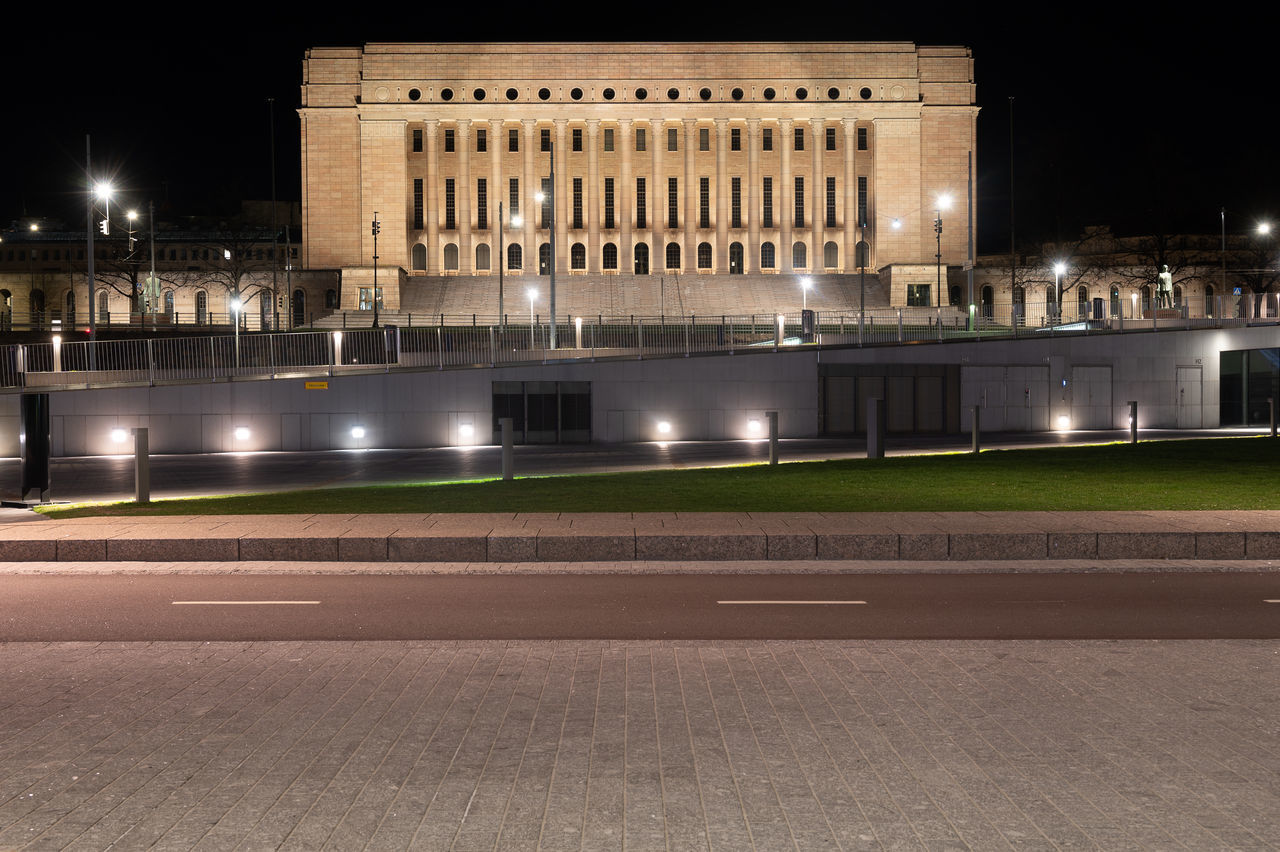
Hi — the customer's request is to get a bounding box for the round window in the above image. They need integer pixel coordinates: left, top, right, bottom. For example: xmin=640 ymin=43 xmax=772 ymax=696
xmin=538 ymin=88 xmax=551 ymax=101
xmin=763 ymin=87 xmax=776 ymax=101
xmin=699 ymin=87 xmax=712 ymax=101
xmin=603 ymin=87 xmax=615 ymax=100
xmin=731 ymin=87 xmax=744 ymax=101
xmin=827 ymin=87 xmax=839 ymax=100
xmin=859 ymin=87 xmax=873 ymax=100
xmin=506 ymin=87 xmax=519 ymax=100
xmin=571 ymin=87 xmax=583 ymax=100
xmin=667 ymin=87 xmax=679 ymax=100
xmin=440 ymin=88 xmax=454 ymax=102
xmin=635 ymin=87 xmax=648 ymax=100
xmin=796 ymin=87 xmax=808 ymax=100
xmin=408 ymin=88 xmax=421 ymax=102
xmin=473 ymin=88 xmax=485 ymax=101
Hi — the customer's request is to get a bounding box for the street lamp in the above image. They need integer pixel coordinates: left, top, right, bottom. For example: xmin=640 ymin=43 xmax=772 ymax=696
xmin=527 ymin=287 xmax=537 ymax=349
xmin=934 ymin=194 xmax=952 ymax=307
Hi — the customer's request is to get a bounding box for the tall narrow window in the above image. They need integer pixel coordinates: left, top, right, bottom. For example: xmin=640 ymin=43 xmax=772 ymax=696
xmin=762 ymin=128 xmax=773 ymax=151
xmin=857 ymin=176 xmax=868 ymax=226
xmin=730 ymin=128 xmax=741 ymax=151
xmin=509 ymin=177 xmax=519 ymax=213
xmin=731 ymin=177 xmax=742 ymax=228
xmin=825 ymin=177 xmax=836 ymax=228
xmin=572 ymin=178 xmax=583 ymax=229
xmin=825 ymin=126 xmax=836 ymax=151
xmin=413 ymin=179 xmax=423 ymax=230
xmin=445 ymin=178 xmax=456 ymax=229
xmin=762 ymin=177 xmax=774 ymax=228
xmin=509 ymin=128 xmax=519 ymax=152
xmin=667 ymin=127 xmax=678 ymax=151
xmin=636 ymin=128 xmax=646 ymax=152
xmin=668 ymin=177 xmax=678 ymax=228
xmin=412 ymin=129 xmax=423 ymax=153
xmin=476 ymin=128 xmax=487 ymax=152
xmin=477 ymin=178 xmax=488 ymax=230
xmin=604 ymin=178 xmax=615 ymax=229
xmin=699 ymin=127 xmax=709 ymax=151
xmin=572 ymin=128 xmax=582 ymax=152
xmin=540 ymin=128 xmax=551 ymax=152
xmin=794 ymin=127 xmax=804 ymax=151
xmin=540 ymin=177 xmax=552 ymax=227
xmin=603 ymin=128 xmax=614 ymax=152
xmin=699 ymin=177 xmax=710 ymax=228
xmin=444 ymin=129 xmax=455 ymax=153
xmin=857 ymin=127 xmax=868 ymax=151
xmin=603 ymin=243 xmax=618 ymax=269
xmin=636 ymin=177 xmax=647 ymax=229
xmin=794 ymin=176 xmax=804 ymax=228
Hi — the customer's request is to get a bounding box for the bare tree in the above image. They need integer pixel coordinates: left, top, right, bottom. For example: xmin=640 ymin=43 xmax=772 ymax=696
xmin=180 ymin=224 xmax=277 ymax=328
xmin=1110 ymin=231 xmax=1214 ymax=300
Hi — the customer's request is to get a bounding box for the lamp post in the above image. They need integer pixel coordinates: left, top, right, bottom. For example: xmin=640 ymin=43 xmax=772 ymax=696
xmin=527 ymin=287 xmax=537 ymax=349
xmin=534 ymin=148 xmax=557 ymax=348
xmin=371 ymin=213 xmax=380 ymax=328
xmin=934 ymin=194 xmax=952 ymax=307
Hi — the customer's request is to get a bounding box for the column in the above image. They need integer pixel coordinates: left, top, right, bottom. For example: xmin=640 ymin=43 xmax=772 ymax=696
xmin=747 ymin=119 xmax=760 ymax=274
xmin=586 ymin=119 xmax=600 ymax=273
xmin=811 ymin=118 xmax=825 ymax=271
xmin=683 ymin=118 xmax=697 ymax=272
xmin=779 ymin=118 xmax=793 ymax=273
xmin=490 ymin=119 xmax=503 ymax=275
xmin=715 ymin=118 xmax=728 ymax=272
xmin=842 ymin=119 xmax=858 ymax=272
xmin=619 ymin=119 xmax=633 ymax=275
xmin=554 ymin=119 xmax=569 ymax=275
xmin=424 ymin=119 xmax=440 ymax=274
xmin=521 ymin=120 xmax=537 ymax=280
xmin=457 ymin=119 xmax=472 ymax=273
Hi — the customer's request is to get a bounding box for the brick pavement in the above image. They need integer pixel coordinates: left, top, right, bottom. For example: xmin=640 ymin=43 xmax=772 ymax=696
xmin=1 ymin=640 xmax=1278 ymax=850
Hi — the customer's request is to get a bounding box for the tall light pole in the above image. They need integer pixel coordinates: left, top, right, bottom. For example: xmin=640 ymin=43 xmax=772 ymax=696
xmin=934 ymin=193 xmax=952 ymax=308
xmin=1053 ymin=261 xmax=1066 ymax=320
xmin=371 ymin=213 xmax=380 ymax=328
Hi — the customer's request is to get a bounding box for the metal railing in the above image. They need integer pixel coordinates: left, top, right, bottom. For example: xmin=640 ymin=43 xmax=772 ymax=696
xmin=2 ymin=297 xmax=1276 ymax=391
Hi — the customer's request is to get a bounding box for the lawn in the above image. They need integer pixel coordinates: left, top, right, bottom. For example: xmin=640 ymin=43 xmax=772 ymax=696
xmin=34 ymin=437 xmax=1280 ymax=518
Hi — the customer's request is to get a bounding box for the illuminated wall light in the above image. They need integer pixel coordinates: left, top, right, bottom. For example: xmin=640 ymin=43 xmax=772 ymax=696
xmin=1056 ymin=415 xmax=1070 ymax=430
xmin=459 ymin=423 xmax=474 ymax=439
xmin=657 ymin=420 xmax=672 ymax=434
xmin=748 ymin=418 xmax=761 ymax=434
xmin=111 ymin=428 xmax=128 ymax=443
xmin=234 ymin=426 xmax=251 ymax=440
xmin=351 ymin=426 xmax=366 ymax=439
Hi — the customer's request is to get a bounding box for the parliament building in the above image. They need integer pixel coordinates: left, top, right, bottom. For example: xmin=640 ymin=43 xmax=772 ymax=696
xmin=299 ymin=42 xmax=978 ymax=317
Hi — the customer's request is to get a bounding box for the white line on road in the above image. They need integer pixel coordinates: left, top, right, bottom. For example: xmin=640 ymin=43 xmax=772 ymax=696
xmin=717 ymin=600 xmax=867 ymax=605
xmin=172 ymin=601 xmax=321 ymax=606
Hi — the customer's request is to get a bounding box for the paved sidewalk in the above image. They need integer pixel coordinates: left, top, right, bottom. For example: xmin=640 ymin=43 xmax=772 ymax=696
xmin=0 ymin=640 xmax=1277 ymax=851
xmin=3 ymin=510 xmax=1280 ymax=564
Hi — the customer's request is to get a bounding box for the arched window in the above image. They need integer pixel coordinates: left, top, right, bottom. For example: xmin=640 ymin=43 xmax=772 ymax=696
xmin=164 ymin=290 xmax=175 ymax=321
xmin=476 ymin=243 xmax=491 ymax=271
xmin=761 ymin=242 xmax=776 ymax=269
xmin=64 ymin=290 xmax=76 ymax=327
xmin=325 ymin=288 xmax=338 ymax=309
xmin=1110 ymin=285 xmax=1120 ymax=318
xmin=1173 ymin=284 xmax=1182 ymax=306
xmin=981 ymin=285 xmax=994 ymax=319
xmin=444 ymin=243 xmax=460 ymax=271
xmin=823 ymin=241 xmax=838 ymax=269
xmin=1012 ymin=285 xmax=1025 ymax=324
xmin=697 ymin=242 xmax=712 ymax=269
xmin=634 ymin=243 xmax=649 ymax=274
xmin=258 ymin=292 xmax=269 ymax=329
xmin=729 ymin=242 xmax=744 ymax=274
xmin=855 ymin=240 xmax=870 ymax=268
xmin=411 ymin=243 xmax=427 ymax=270
xmin=196 ymin=290 xmax=208 ymax=324
xmin=507 ymin=243 xmax=522 ymax=270
xmin=792 ymin=241 xmax=807 ymax=269
xmin=1077 ymin=286 xmax=1088 ymax=319
xmin=1141 ymin=285 xmax=1152 ymax=314
xmin=602 ymin=243 xmax=618 ymax=270
xmin=291 ymin=289 xmax=305 ymax=327
xmin=539 ymin=243 xmax=551 ymax=275
xmin=571 ymin=242 xmax=586 ymax=269
xmin=665 ymin=242 xmax=681 ymax=270
xmin=1205 ymin=284 xmax=1215 ymax=317
xmin=1046 ymin=286 xmax=1057 ymax=319
xmin=30 ymin=289 xmax=45 ymax=312
xmin=949 ymin=285 xmax=961 ymax=306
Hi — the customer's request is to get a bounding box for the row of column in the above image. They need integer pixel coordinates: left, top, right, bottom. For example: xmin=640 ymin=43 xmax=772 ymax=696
xmin=412 ymin=117 xmax=871 ymax=276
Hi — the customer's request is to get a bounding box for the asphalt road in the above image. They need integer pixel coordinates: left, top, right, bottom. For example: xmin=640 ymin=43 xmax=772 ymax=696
xmin=1 ymin=428 xmax=1266 ymax=504
xmin=3 ymin=572 xmax=1278 ymax=640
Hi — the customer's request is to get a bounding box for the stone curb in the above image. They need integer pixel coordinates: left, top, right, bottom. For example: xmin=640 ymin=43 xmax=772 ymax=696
xmin=3 ymin=529 xmax=1280 ymax=563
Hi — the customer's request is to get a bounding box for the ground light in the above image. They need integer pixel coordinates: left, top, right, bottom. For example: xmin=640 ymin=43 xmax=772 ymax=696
xmin=234 ymin=427 xmax=251 ymax=441
xmin=1057 ymin=415 xmax=1071 ymax=430
xmin=111 ymin=428 xmax=128 ymax=444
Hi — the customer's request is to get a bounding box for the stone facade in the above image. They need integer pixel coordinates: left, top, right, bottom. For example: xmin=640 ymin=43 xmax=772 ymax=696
xmin=299 ymin=42 xmax=978 ymax=313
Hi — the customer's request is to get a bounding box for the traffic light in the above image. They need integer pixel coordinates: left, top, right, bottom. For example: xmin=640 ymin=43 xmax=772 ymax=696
xmin=98 ymin=218 xmax=109 ymax=235
xmin=371 ymin=220 xmax=380 ymax=236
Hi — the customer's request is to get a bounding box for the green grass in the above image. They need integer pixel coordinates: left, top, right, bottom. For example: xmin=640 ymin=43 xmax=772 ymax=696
xmin=33 ymin=437 xmax=1280 ymax=519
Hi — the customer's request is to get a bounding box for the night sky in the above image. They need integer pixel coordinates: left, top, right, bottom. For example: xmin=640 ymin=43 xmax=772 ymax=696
xmin=3 ymin=8 xmax=1272 ymax=255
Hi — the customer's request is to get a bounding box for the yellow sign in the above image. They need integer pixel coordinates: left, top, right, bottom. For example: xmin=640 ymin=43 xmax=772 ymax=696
xmin=305 ymin=381 xmax=329 ymax=390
